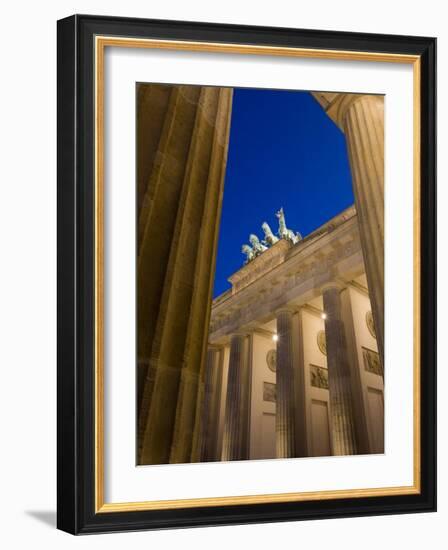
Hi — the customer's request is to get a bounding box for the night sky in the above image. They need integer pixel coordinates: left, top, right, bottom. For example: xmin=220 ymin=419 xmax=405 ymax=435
xmin=212 ymin=88 xmax=354 ymax=298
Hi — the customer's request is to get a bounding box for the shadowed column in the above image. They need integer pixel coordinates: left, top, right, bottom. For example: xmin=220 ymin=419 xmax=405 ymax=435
xmin=198 ymin=347 xmax=224 ymax=462
xmin=169 ymin=88 xmax=233 ymax=464
xmin=137 ymin=84 xmax=202 ymax=421
xmin=340 ymin=287 xmax=372 ymax=454
xmin=294 ymin=308 xmax=310 ymax=457
xmin=222 ymin=334 xmax=252 ymax=461
xmin=138 ymin=85 xmax=233 ymax=465
xmin=322 ymin=284 xmax=358 ymax=455
xmin=276 ymin=309 xmax=297 ymax=458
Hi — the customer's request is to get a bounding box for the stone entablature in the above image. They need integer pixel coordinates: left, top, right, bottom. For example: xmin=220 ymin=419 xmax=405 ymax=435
xmin=212 ymin=288 xmax=232 ymax=307
xmin=229 ymin=239 xmax=291 ymax=294
xmin=209 ymin=206 xmax=363 ymax=343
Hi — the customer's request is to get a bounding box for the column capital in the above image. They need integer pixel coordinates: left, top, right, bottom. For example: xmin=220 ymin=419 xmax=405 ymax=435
xmin=231 ymin=330 xmax=252 ymax=339
xmin=207 ymin=344 xmax=224 ymax=352
xmin=312 ymin=92 xmax=383 ymax=131
xmin=320 ymin=281 xmax=346 ymax=294
xmin=275 ymin=305 xmax=298 ymax=316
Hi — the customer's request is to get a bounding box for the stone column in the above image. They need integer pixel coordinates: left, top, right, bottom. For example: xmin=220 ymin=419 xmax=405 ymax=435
xmin=344 ymin=96 xmax=384 ymax=364
xmin=222 ymin=334 xmax=252 ymax=461
xmin=322 ymin=283 xmax=358 ymax=455
xmin=276 ymin=309 xmax=297 ymax=458
xmin=312 ymin=93 xmax=384 ymax=364
xmin=198 ymin=347 xmax=224 ymax=462
xmin=138 ymin=86 xmax=233 ymax=465
xmin=294 ymin=308 xmax=309 ymax=457
xmin=137 ymin=84 xmax=201 ymax=418
xmin=340 ymin=288 xmax=371 ymax=454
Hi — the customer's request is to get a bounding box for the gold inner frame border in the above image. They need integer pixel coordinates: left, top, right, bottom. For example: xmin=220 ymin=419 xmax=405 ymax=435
xmin=94 ymin=35 xmax=421 ymax=513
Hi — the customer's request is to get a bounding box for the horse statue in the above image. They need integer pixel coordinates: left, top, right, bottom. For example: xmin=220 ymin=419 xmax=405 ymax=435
xmin=261 ymin=222 xmax=279 ymax=247
xmin=241 ymin=244 xmax=255 ymax=264
xmin=276 ymin=207 xmax=302 ymax=244
xmin=241 ymin=209 xmax=303 ymax=266
xmin=249 ymin=234 xmax=268 ymax=256
xmin=276 ymin=207 xmax=290 ymax=239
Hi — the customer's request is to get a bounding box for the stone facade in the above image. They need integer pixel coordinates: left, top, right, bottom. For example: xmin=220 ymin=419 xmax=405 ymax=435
xmin=205 ymin=206 xmax=384 ymax=460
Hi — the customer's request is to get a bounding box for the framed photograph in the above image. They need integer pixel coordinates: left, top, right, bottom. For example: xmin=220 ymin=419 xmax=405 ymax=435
xmin=57 ymin=14 xmax=436 ymax=534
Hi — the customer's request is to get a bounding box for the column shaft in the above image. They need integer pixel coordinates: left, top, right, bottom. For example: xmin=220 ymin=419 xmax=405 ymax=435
xmin=323 ymin=286 xmax=358 ymax=455
xmin=137 ymin=85 xmax=201 ymax=420
xmin=138 ymin=86 xmax=233 ymax=464
xmin=276 ymin=310 xmax=297 ymax=458
xmin=198 ymin=348 xmax=224 ymax=461
xmin=344 ymin=95 xmax=384 ymax=363
xmin=312 ymin=92 xmax=384 ymax=364
xmin=294 ymin=309 xmax=309 ymax=457
xmin=169 ymin=88 xmax=233 ymax=464
xmin=340 ymin=288 xmax=371 ymax=454
xmin=222 ymin=334 xmax=251 ymax=461
xmin=136 ymin=83 xmax=173 ymax=224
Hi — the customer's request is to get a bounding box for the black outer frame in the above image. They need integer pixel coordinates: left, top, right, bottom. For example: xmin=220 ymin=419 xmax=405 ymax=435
xmin=57 ymin=14 xmax=436 ymax=535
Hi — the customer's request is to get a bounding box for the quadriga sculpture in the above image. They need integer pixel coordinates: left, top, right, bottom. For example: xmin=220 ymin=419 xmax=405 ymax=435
xmin=241 ymin=208 xmax=302 ymax=265
xmin=241 ymin=244 xmax=255 ymax=264
xmin=276 ymin=207 xmax=302 ymax=245
xmin=249 ymin=234 xmax=268 ymax=256
xmin=261 ymin=222 xmax=279 ymax=246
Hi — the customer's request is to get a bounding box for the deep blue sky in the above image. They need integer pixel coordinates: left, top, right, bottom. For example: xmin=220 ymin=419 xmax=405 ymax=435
xmin=213 ymin=88 xmax=354 ymax=298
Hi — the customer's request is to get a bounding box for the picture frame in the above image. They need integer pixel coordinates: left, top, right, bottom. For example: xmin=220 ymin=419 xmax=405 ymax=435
xmin=57 ymin=14 xmax=436 ymax=534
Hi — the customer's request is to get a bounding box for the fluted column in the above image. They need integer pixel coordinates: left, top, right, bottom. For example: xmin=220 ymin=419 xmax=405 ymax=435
xmin=276 ymin=309 xmax=297 ymax=458
xmin=136 ymin=83 xmax=174 ymax=226
xmin=169 ymin=88 xmax=233 ymax=464
xmin=222 ymin=334 xmax=252 ymax=461
xmin=344 ymin=95 xmax=384 ymax=364
xmin=340 ymin=288 xmax=372 ymax=454
xmin=138 ymin=86 xmax=233 ymax=465
xmin=313 ymin=92 xmax=384 ymax=363
xmin=322 ymin=284 xmax=358 ymax=455
xmin=137 ymin=85 xmax=201 ymax=418
xmin=198 ymin=347 xmax=224 ymax=462
xmin=294 ymin=308 xmax=309 ymax=457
